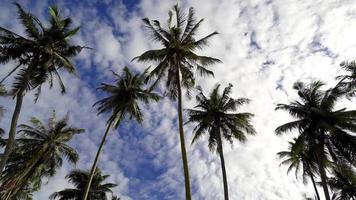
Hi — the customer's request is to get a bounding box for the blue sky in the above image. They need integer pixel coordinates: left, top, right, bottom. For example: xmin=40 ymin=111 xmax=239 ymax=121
xmin=1 ymin=0 xmax=356 ymax=199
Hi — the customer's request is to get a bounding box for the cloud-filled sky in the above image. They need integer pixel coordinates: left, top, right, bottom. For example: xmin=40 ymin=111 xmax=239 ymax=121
xmin=1 ymin=0 xmax=356 ymax=199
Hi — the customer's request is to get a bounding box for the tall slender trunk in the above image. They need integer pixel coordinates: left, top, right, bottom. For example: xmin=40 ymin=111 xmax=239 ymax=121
xmin=306 ymin=162 xmax=320 ymax=200
xmin=176 ymin=68 xmax=191 ymax=200
xmin=217 ymin=128 xmax=229 ymax=200
xmin=315 ymin=143 xmax=331 ymax=200
xmin=0 ymin=91 xmax=24 ymax=173
xmin=83 ymin=121 xmax=113 ymax=200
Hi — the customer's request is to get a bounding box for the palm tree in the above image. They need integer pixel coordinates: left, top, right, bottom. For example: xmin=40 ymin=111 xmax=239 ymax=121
xmin=337 ymin=61 xmax=356 ymax=98
xmin=50 ymin=168 xmax=117 ymax=200
xmin=0 ymin=111 xmax=84 ymax=199
xmin=83 ymin=67 xmax=160 ymax=200
xmin=328 ymin=164 xmax=356 ymax=200
xmin=277 ymin=137 xmax=321 ymax=200
xmin=186 ymin=84 xmax=255 ymax=200
xmin=133 ymin=5 xmax=220 ymax=199
xmin=275 ymin=80 xmax=356 ymax=200
xmin=0 ymin=3 xmax=85 ymax=173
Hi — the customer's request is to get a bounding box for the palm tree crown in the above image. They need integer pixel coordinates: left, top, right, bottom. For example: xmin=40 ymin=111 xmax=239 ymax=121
xmin=50 ymin=168 xmax=117 ymax=200
xmin=186 ymin=84 xmax=256 ymax=150
xmin=0 ymin=111 xmax=84 ymax=198
xmin=0 ymin=3 xmax=84 ymax=98
xmin=278 ymin=137 xmax=318 ymax=181
xmin=133 ymin=4 xmax=221 ymax=99
xmin=275 ymin=81 xmax=356 ymax=166
xmin=94 ymin=67 xmax=161 ymax=128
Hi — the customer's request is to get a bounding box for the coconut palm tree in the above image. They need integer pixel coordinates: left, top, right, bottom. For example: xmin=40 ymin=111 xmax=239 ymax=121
xmin=50 ymin=168 xmax=117 ymax=200
xmin=0 ymin=3 xmax=85 ymax=173
xmin=0 ymin=111 xmax=84 ymax=199
xmin=275 ymin=80 xmax=356 ymax=200
xmin=277 ymin=137 xmax=321 ymax=200
xmin=186 ymin=84 xmax=255 ymax=200
xmin=337 ymin=61 xmax=356 ymax=98
xmin=328 ymin=164 xmax=356 ymax=200
xmin=83 ymin=67 xmax=160 ymax=200
xmin=133 ymin=5 xmax=220 ymax=199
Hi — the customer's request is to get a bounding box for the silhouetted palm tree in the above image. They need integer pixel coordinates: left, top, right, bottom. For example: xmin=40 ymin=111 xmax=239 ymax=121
xmin=278 ymin=137 xmax=321 ymax=200
xmin=0 ymin=111 xmax=84 ymax=199
xmin=134 ymin=5 xmax=220 ymax=199
xmin=329 ymin=164 xmax=356 ymax=200
xmin=337 ymin=61 xmax=356 ymax=98
xmin=50 ymin=168 xmax=117 ymax=200
xmin=0 ymin=3 xmax=85 ymax=173
xmin=83 ymin=67 xmax=160 ymax=200
xmin=186 ymin=84 xmax=255 ymax=200
xmin=275 ymin=80 xmax=356 ymax=200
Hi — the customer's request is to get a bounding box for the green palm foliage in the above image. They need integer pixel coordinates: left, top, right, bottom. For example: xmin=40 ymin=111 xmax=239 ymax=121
xmin=278 ymin=137 xmax=321 ymax=200
xmin=134 ymin=5 xmax=220 ymax=199
xmin=83 ymin=67 xmax=160 ymax=200
xmin=275 ymin=80 xmax=356 ymax=200
xmin=0 ymin=111 xmax=84 ymax=199
xmin=50 ymin=168 xmax=117 ymax=200
xmin=329 ymin=164 xmax=356 ymax=200
xmin=186 ymin=84 xmax=255 ymax=200
xmin=0 ymin=3 xmax=84 ymax=173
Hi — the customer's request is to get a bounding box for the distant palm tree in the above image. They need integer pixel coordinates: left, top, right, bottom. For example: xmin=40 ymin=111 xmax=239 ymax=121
xmin=134 ymin=5 xmax=220 ymax=199
xmin=83 ymin=67 xmax=160 ymax=200
xmin=186 ymin=84 xmax=255 ymax=200
xmin=0 ymin=3 xmax=85 ymax=173
xmin=337 ymin=61 xmax=356 ymax=98
xmin=50 ymin=168 xmax=117 ymax=200
xmin=328 ymin=164 xmax=356 ymax=200
xmin=0 ymin=111 xmax=84 ymax=199
xmin=275 ymin=80 xmax=356 ymax=200
xmin=277 ymin=137 xmax=321 ymax=200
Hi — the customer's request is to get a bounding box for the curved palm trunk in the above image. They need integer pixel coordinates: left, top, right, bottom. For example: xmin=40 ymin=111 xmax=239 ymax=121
xmin=176 ymin=69 xmax=191 ymax=200
xmin=83 ymin=121 xmax=112 ymax=200
xmin=306 ymin=163 xmax=320 ymax=200
xmin=0 ymin=92 xmax=24 ymax=174
xmin=315 ymin=143 xmax=331 ymax=200
xmin=217 ymin=129 xmax=229 ymax=200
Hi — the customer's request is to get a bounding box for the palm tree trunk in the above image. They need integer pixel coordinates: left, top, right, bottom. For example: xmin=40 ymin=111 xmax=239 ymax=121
xmin=176 ymin=68 xmax=191 ymax=200
xmin=83 ymin=121 xmax=113 ymax=200
xmin=217 ymin=129 xmax=229 ymax=200
xmin=306 ymin=164 xmax=320 ymax=200
xmin=315 ymin=143 xmax=331 ymax=200
xmin=0 ymin=91 xmax=24 ymax=173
